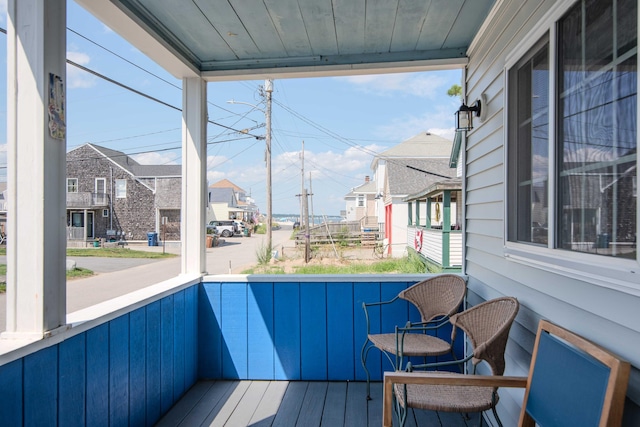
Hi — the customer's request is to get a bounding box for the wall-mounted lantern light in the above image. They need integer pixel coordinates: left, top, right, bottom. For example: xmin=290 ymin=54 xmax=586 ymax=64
xmin=455 ymin=99 xmax=482 ymax=131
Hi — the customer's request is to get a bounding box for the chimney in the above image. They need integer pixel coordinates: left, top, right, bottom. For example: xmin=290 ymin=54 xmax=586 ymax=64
xmin=365 ymin=176 xmax=370 ymax=183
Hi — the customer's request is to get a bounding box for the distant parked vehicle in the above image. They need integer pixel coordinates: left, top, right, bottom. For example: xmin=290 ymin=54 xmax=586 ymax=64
xmin=233 ymin=220 xmax=246 ymax=233
xmin=207 ymin=220 xmax=237 ymax=237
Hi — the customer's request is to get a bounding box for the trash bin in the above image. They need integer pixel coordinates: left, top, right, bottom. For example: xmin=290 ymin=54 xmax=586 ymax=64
xmin=596 ymin=233 xmax=610 ymax=249
xmin=243 ymin=228 xmax=249 ymax=237
xmin=147 ymin=232 xmax=158 ymax=246
xmin=206 ymin=235 xmax=214 ymax=248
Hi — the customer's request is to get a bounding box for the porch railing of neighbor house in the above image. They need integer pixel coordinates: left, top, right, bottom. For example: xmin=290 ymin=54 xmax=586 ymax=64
xmin=408 ymin=225 xmax=463 ymax=268
xmin=0 ymin=274 xmax=462 ymax=426
xmin=67 ymin=226 xmax=86 ymax=241
xmin=66 ymin=192 xmax=109 ymax=208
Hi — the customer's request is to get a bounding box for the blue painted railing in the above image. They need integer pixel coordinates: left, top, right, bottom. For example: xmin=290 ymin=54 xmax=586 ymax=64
xmin=0 ymin=276 xmax=462 ymax=426
xmin=198 ymin=278 xmax=461 ymax=381
xmin=0 ymin=286 xmax=198 ymax=427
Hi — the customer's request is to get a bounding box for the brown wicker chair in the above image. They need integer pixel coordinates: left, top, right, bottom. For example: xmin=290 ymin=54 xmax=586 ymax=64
xmin=387 ymin=296 xmax=519 ymax=427
xmin=361 ymin=274 xmax=467 ymax=399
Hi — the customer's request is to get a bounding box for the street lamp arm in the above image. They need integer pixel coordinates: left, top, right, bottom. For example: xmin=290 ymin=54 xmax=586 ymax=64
xmin=227 ymin=99 xmax=266 ymax=113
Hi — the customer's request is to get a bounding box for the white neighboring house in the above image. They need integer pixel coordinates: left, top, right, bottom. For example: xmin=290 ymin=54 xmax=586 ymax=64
xmin=371 ymin=132 xmax=456 ymax=257
xmin=344 ymin=176 xmax=377 ymax=227
xmin=207 ymin=187 xmax=239 ymax=222
xmin=207 ymin=179 xmax=259 ymax=223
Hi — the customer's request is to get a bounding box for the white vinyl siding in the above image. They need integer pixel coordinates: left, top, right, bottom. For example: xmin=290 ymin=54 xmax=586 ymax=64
xmin=465 ymin=0 xmax=639 ymax=425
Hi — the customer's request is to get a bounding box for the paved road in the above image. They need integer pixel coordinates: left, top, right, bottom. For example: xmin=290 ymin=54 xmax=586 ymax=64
xmin=0 ymin=225 xmax=296 ymax=332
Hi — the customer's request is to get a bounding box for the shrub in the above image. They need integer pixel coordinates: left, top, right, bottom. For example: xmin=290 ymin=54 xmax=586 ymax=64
xmin=255 ymin=242 xmax=272 ymax=264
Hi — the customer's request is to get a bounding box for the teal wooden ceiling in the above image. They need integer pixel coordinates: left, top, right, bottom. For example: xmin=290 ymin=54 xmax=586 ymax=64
xmin=79 ymin=0 xmax=495 ymax=78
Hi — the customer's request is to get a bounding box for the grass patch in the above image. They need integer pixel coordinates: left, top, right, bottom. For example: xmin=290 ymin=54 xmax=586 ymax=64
xmin=255 ymin=242 xmax=272 ymax=264
xmin=291 ymin=256 xmax=426 ymax=274
xmin=0 ymin=264 xmax=95 ymax=292
xmin=240 ymin=266 xmax=285 ymax=274
xmin=66 ymin=267 xmax=95 ymax=280
xmin=246 ymin=252 xmax=429 ymax=275
xmin=0 ymin=246 xmax=174 ymax=259
xmin=66 ymin=248 xmax=176 ymax=259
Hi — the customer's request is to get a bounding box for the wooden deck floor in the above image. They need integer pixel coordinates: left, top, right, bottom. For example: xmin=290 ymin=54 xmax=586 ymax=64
xmin=156 ymin=381 xmax=474 ymax=427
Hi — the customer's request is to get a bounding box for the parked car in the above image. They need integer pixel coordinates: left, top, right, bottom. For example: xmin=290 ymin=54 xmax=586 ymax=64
xmin=207 ymin=220 xmax=237 ymax=237
xmin=206 ymin=224 xmax=219 ymax=235
xmin=233 ymin=220 xmax=246 ymax=233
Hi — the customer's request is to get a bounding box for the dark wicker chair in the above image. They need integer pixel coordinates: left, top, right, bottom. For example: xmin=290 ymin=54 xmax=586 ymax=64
xmin=385 ymin=297 xmax=519 ymax=426
xmin=361 ymin=274 xmax=467 ymax=399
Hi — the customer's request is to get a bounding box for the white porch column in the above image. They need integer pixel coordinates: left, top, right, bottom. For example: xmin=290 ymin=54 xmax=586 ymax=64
xmin=4 ymin=0 xmax=67 ymax=338
xmin=181 ymin=78 xmax=207 ymax=275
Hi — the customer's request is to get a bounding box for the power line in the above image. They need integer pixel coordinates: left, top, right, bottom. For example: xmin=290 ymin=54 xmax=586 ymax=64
xmin=0 ymin=26 xmax=266 ymax=141
xmin=274 ymin=98 xmax=454 ymax=181
xmin=67 ymin=27 xmax=181 ymax=90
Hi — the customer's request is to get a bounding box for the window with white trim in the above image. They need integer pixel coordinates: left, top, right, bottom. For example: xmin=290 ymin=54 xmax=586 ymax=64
xmin=357 ymin=194 xmax=365 ymax=207
xmin=115 ymin=179 xmax=127 ymax=198
xmin=67 ymin=178 xmax=78 ymax=193
xmin=507 ymin=0 xmax=637 ymax=260
xmin=95 ymin=178 xmax=105 ymax=194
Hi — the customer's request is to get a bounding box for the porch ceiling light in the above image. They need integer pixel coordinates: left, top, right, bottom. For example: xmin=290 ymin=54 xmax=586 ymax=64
xmin=455 ymin=99 xmax=481 ymax=131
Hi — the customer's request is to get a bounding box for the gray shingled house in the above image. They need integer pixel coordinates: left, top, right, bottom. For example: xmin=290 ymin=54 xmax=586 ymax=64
xmin=369 ymin=132 xmax=457 ymax=257
xmin=66 ymin=143 xmax=181 ymax=244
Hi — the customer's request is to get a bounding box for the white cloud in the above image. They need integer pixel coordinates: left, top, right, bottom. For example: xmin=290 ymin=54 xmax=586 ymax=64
xmin=207 ymin=170 xmax=227 ymax=184
xmin=337 ymin=72 xmax=454 ymax=99
xmin=0 ymin=0 xmax=6 ymax=26
xmin=131 ymin=151 xmax=179 ymax=165
xmin=374 ymin=100 xmax=459 ymax=142
xmin=207 ymin=154 xmax=241 ymax=184
xmin=268 ymin=144 xmax=382 ymax=189
xmin=66 ymin=50 xmax=97 ymax=89
xmin=207 ymin=154 xmax=231 ymax=169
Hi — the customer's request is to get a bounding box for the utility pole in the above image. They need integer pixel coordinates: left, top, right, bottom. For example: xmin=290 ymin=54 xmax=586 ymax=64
xmin=309 ymin=172 xmax=314 ymax=226
xmin=300 ymin=140 xmax=305 ymax=229
xmin=303 ymin=188 xmax=311 ymax=263
xmin=265 ymin=79 xmax=273 ymax=252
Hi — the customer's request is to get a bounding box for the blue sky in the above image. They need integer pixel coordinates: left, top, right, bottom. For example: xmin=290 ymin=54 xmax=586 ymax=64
xmin=0 ymin=1 xmax=463 ymax=216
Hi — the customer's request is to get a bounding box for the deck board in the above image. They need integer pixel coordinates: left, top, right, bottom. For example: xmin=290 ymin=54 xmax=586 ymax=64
xmin=271 ymin=381 xmax=307 ymax=426
xmin=297 ymin=381 xmax=328 ymax=426
xmin=344 ymin=382 xmax=368 ymax=427
xmin=249 ymin=381 xmax=289 ymax=427
xmin=321 ymin=382 xmax=347 ymax=426
xmin=156 ymin=381 xmax=470 ymax=426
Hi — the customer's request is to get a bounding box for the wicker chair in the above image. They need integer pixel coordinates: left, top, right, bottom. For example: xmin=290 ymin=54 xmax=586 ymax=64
xmin=361 ymin=274 xmax=467 ymax=399
xmin=384 ymin=316 xmax=631 ymax=427
xmin=389 ymin=296 xmax=519 ymax=427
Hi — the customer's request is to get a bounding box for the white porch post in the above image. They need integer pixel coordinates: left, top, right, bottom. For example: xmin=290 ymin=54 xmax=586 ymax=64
xmin=4 ymin=0 xmax=67 ymax=338
xmin=181 ymin=77 xmax=207 ymax=275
